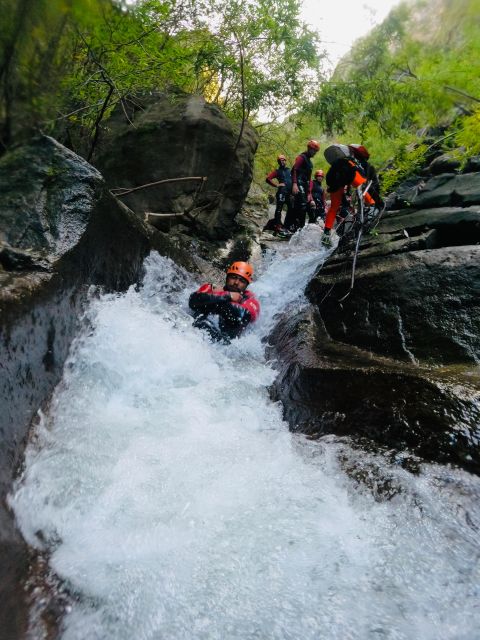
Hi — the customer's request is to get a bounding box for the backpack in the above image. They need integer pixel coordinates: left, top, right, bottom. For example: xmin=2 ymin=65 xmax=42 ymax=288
xmin=323 ymin=144 xmax=352 ymax=165
xmin=326 ymin=158 xmax=356 ymax=192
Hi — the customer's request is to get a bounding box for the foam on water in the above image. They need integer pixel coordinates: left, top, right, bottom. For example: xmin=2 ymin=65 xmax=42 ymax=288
xmin=10 ymin=225 xmax=480 ymax=639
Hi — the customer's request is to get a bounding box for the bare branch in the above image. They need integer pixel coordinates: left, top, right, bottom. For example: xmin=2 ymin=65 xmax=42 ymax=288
xmin=111 ymin=176 xmax=207 ymax=197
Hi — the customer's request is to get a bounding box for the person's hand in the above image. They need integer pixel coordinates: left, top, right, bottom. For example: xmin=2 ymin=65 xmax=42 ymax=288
xmin=292 ymin=184 xmax=299 ymax=196
xmin=278 ymin=182 xmax=285 ymax=187
xmin=229 ymin=292 xmax=243 ymax=302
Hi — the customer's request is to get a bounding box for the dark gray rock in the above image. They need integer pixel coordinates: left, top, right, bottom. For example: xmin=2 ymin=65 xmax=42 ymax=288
xmin=268 ymin=141 xmax=480 ymax=478
xmin=463 ymin=156 xmax=480 ymax=174
xmin=427 ymin=153 xmax=461 ymax=175
xmin=95 ymin=93 xmax=258 ymax=241
xmin=268 ymin=306 xmax=480 ymax=472
xmin=0 ymin=135 xmax=196 ymax=636
xmin=411 ymin=172 xmax=480 ymax=208
xmin=307 ymin=246 xmax=480 ymax=366
xmin=377 ymin=206 xmax=480 ymax=246
xmin=384 ymin=175 xmax=425 ymax=209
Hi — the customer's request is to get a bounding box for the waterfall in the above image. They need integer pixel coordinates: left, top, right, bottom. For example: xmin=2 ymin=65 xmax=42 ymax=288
xmin=10 ymin=225 xmax=480 ymax=640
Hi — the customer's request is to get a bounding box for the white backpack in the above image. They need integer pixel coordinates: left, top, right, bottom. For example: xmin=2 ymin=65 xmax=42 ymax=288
xmin=323 ymin=144 xmax=352 ymax=165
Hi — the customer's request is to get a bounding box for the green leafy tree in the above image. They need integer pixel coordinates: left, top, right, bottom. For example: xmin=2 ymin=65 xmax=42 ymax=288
xmin=304 ymin=0 xmax=480 ymax=192
xmin=0 ymin=0 xmax=324 ymax=157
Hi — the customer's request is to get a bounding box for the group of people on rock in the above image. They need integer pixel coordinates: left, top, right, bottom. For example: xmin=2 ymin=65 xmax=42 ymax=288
xmin=264 ymin=140 xmax=383 ymax=246
xmin=265 ymin=140 xmax=324 ymax=238
xmin=188 ymin=140 xmax=384 ymax=344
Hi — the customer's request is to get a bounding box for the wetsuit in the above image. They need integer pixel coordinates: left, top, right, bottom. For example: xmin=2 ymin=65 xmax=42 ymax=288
xmin=189 ymin=284 xmax=260 ymax=343
xmin=309 ymin=180 xmax=326 ymax=222
xmin=288 ymin=153 xmax=313 ymax=230
xmin=266 ymin=166 xmax=293 ymax=226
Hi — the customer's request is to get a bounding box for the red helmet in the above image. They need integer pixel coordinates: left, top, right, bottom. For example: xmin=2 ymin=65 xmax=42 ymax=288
xmin=349 ymin=144 xmax=370 ymax=160
xmin=307 ymin=139 xmax=320 ymax=151
xmin=314 ymin=169 xmax=324 ymax=178
xmin=226 ymin=261 xmax=253 ymax=283
xmin=277 ymin=154 xmax=286 ymax=163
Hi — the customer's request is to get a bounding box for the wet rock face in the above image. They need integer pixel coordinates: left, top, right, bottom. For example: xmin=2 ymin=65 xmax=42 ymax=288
xmin=0 ymin=137 xmax=103 ymax=261
xmin=410 ymin=172 xmax=480 ymax=208
xmin=272 ymin=166 xmax=480 ymax=474
xmin=426 ymin=153 xmax=461 ymax=175
xmin=307 ymin=246 xmax=480 ymax=365
xmin=385 ymin=169 xmax=480 ymax=210
xmin=94 ymin=93 xmax=259 ymax=241
xmin=268 ymin=307 xmax=480 ymax=473
xmin=306 ymin=182 xmax=480 ymax=368
xmin=0 ymin=135 xmax=188 ymax=636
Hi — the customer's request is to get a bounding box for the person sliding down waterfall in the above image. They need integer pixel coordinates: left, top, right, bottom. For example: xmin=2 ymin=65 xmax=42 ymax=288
xmin=321 ymin=144 xmax=383 ymax=247
xmin=189 ymin=261 xmax=260 ymax=344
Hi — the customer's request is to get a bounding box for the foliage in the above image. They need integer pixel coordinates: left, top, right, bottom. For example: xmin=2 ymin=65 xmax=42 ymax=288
xmin=380 ymin=142 xmax=428 ymax=195
xmin=0 ymin=0 xmax=323 ymax=156
xmin=454 ymin=108 xmax=480 ymax=159
xmin=300 ymin=0 xmax=480 ymax=194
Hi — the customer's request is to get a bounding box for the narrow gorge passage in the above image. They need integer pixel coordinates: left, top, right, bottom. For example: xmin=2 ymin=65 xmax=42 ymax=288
xmin=10 ymin=225 xmax=480 ymax=640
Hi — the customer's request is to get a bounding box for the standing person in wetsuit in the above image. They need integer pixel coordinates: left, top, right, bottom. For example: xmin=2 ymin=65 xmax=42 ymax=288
xmin=289 ymin=140 xmax=320 ymax=231
xmin=309 ymin=169 xmax=326 ymax=222
xmin=188 ymin=262 xmax=260 ymax=343
xmin=265 ymin=155 xmax=293 ymax=236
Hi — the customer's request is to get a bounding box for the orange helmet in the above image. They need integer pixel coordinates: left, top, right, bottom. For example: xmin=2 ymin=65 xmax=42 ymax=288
xmin=349 ymin=144 xmax=370 ymax=160
xmin=277 ymin=154 xmax=286 ymax=163
xmin=307 ymin=139 xmax=320 ymax=151
xmin=226 ymin=261 xmax=254 ymax=283
xmin=314 ymin=169 xmax=324 ymax=178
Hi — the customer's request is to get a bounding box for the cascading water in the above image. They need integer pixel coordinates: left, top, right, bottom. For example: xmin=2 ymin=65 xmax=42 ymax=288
xmin=10 ymin=225 xmax=480 ymax=640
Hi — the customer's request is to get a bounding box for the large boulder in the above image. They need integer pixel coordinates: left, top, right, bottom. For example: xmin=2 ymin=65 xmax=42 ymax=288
xmin=409 ymin=171 xmax=480 ymax=208
xmin=94 ymin=93 xmax=259 ymax=241
xmin=268 ymin=306 xmax=480 ymax=472
xmin=269 ymin=182 xmax=480 ymax=476
xmin=307 ymin=245 xmax=480 ymax=365
xmin=0 ymin=135 xmax=195 ymax=636
xmin=426 ymin=152 xmax=461 ymax=175
xmin=306 ymin=199 xmax=480 ymax=366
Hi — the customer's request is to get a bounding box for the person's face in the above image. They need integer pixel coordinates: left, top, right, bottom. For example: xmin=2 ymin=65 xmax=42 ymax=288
xmin=308 ymin=148 xmax=318 ymax=158
xmin=225 ymin=273 xmax=249 ymax=293
xmin=279 ymin=158 xmax=286 ymax=166
xmin=316 ymin=176 xmax=323 ymax=182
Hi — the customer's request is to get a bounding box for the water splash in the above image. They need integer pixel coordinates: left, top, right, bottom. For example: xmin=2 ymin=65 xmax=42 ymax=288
xmin=10 ymin=225 xmax=480 ymax=640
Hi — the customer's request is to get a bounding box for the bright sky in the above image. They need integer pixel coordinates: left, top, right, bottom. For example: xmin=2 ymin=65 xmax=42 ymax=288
xmin=301 ymin=0 xmax=404 ymax=72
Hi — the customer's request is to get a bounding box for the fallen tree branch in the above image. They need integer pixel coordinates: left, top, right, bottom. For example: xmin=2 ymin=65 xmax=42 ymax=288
xmin=110 ymin=176 xmax=207 ymax=197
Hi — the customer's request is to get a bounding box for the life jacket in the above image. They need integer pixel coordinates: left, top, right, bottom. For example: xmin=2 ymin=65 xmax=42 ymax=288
xmin=196 ymin=284 xmax=260 ymax=323
xmin=311 ymin=181 xmax=325 ymax=210
xmin=293 ymin=153 xmax=313 ymax=188
xmin=276 ymin=166 xmax=292 ymax=191
xmin=311 ymin=181 xmax=324 ymax=200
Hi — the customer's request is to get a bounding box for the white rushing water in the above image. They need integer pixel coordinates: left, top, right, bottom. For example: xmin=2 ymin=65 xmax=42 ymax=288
xmin=10 ymin=224 xmax=480 ymax=640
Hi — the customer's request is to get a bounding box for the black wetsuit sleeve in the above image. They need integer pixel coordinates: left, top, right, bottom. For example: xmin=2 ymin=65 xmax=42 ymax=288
xmin=189 ymin=291 xmax=231 ymax=315
xmin=218 ymin=303 xmax=252 ymax=328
